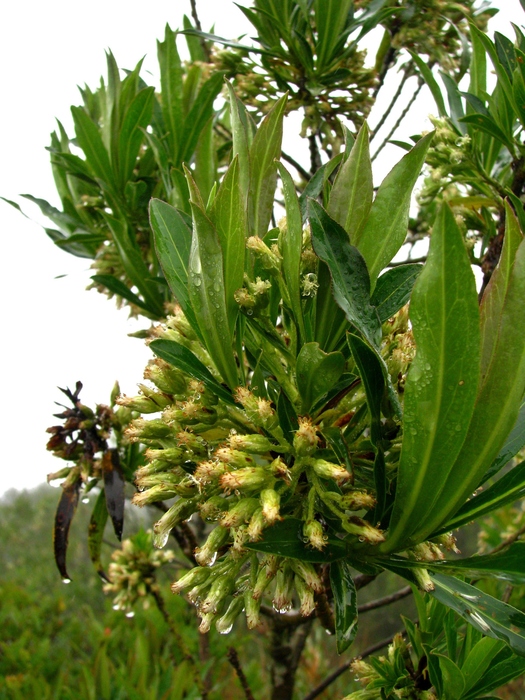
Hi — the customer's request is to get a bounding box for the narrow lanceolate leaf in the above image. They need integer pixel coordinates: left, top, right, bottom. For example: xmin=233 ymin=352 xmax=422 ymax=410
xmin=208 ymin=157 xmax=246 ymax=335
xmin=91 ymin=274 xmax=153 ymax=314
xmin=436 ymin=460 xmax=525 ymax=535
xmin=117 ymin=87 xmax=155 ymax=188
xmin=370 ymin=264 xmax=423 ymax=323
xmin=357 ymin=132 xmax=434 ymax=289
xmin=327 ymin=122 xmax=373 ymax=245
xmin=185 ymin=167 xmax=239 ymax=389
xmin=178 ymin=71 xmax=225 ymax=165
xmin=330 ymin=560 xmax=358 ymax=654
xmin=480 ymin=204 xmax=523 ymax=381
xmin=88 ymin=488 xmax=110 ymax=581
xmin=71 ymin=106 xmax=116 ymax=194
xmin=408 ymin=50 xmax=447 ymax=117
xmin=102 ymin=449 xmax=125 ymax=541
xmin=245 ymin=518 xmax=348 ymax=563
xmin=54 ymin=472 xmax=81 ymax=580
xmin=150 ymin=338 xmax=235 ymax=405
xmin=429 ymin=573 xmax=525 ymax=657
xmin=482 ymin=401 xmax=525 ymax=484
xmin=249 ymin=94 xmax=288 ymax=237
xmin=431 ymin=543 xmax=525 ymax=585
xmin=308 ymin=199 xmax=381 ymax=348
xmin=314 ymin=0 xmax=353 ymax=72
xmin=149 ymin=198 xmax=200 ymax=334
xmin=157 ymin=24 xmax=183 ymax=160
xmin=382 ymin=205 xmax=480 ymax=553
xmin=423 ymin=234 xmax=525 ymax=537
xmin=226 ymin=80 xmax=255 ymax=205
xmin=296 ymin=343 xmax=345 ymax=414
xmin=277 ymin=163 xmax=306 ymax=342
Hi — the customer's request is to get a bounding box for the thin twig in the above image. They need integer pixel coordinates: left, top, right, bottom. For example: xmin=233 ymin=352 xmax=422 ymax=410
xmin=189 ymin=0 xmax=212 ymax=61
xmin=358 ymin=586 xmax=412 ymax=614
xmin=301 ymin=629 xmax=404 ymax=700
xmin=371 ymin=80 xmax=424 ymax=163
xmin=354 ymin=574 xmax=377 ymax=590
xmin=370 ymin=66 xmax=412 ymax=142
xmin=282 ymin=151 xmax=311 ymax=182
xmin=227 ymin=647 xmax=256 ymax=700
xmin=489 ymin=523 xmax=525 ymax=555
xmin=149 ymin=585 xmax=208 ymax=699
xmin=387 ymin=256 xmax=427 ymax=268
xmin=309 ymin=133 xmax=322 ymax=175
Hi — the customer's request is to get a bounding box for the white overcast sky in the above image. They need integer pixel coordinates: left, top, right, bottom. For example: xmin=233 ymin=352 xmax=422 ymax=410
xmin=0 ymin=0 xmax=519 ymax=496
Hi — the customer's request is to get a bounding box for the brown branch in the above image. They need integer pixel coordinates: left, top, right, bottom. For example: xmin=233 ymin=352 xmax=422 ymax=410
xmin=489 ymin=523 xmax=525 ymax=555
xmin=189 ymin=0 xmax=212 ymax=61
xmin=370 ymin=65 xmax=412 ymax=142
xmin=354 ymin=574 xmax=377 ymax=590
xmin=358 ymin=586 xmax=412 ymax=614
xmin=301 ymin=629 xmax=404 ymax=700
xmin=371 ymin=80 xmax=424 ymax=163
xmin=227 ymin=647 xmax=256 ymax=700
xmin=309 ymin=133 xmax=322 ymax=175
xmin=282 ymin=151 xmax=311 ymax=182
xmin=387 ymin=255 xmax=427 ymax=268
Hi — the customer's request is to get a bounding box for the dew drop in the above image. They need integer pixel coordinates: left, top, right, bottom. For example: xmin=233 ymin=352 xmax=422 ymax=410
xmin=82 ymin=497 xmax=90 ymax=504
xmin=125 ymin=611 xmax=135 ymax=618
xmin=62 ymin=578 xmax=71 ymax=585
xmin=207 ymin=552 xmax=218 ymax=567
xmin=218 ymin=624 xmax=233 ymax=635
xmin=247 ymin=309 xmax=253 ymax=316
xmin=113 ymin=604 xmax=120 ymax=610
xmin=153 ymin=531 xmax=169 ymax=549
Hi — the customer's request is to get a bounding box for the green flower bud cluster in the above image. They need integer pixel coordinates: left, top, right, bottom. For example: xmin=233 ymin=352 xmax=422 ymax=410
xmin=382 ymin=306 xmax=416 ymax=393
xmin=103 ymin=530 xmax=175 ymax=616
xmin=344 ymin=633 xmax=437 ymax=700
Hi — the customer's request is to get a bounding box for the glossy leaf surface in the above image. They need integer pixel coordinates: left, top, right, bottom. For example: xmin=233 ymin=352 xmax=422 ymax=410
xmin=88 ymin=488 xmax=110 ymax=580
xmin=102 ymin=449 xmax=125 ymax=541
xmin=370 ymin=263 xmax=423 ymax=323
xmin=432 ymin=543 xmax=525 ymax=585
xmin=53 ymin=474 xmax=81 ymax=580
xmin=296 ymin=343 xmax=345 ymax=414
xmin=330 ymin=560 xmax=358 ymax=654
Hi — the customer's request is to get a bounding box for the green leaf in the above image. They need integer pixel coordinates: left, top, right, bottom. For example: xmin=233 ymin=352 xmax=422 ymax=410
xmin=431 ymin=543 xmax=525 ymax=585
xmin=88 ymin=488 xmax=109 ymax=581
xmin=298 ymin=155 xmax=342 ymax=223
xmin=408 ymin=50 xmax=447 ymax=117
xmin=357 ymin=132 xmax=434 ymax=289
xmin=330 ymin=560 xmax=358 ymax=654
xmin=193 ymin=116 xmax=216 ymax=204
xmin=208 ymin=157 xmax=246 ymax=335
xmin=347 ymin=333 xmax=386 ymax=518
xmin=460 ymin=637 xmax=503 ymax=696
xmin=481 ymin=204 xmax=524 ymax=380
xmin=245 ymin=518 xmax=348 ymax=562
xmin=185 ymin=167 xmax=239 ymax=389
xmin=429 ymin=573 xmax=525 ymax=657
xmin=91 ymin=274 xmax=153 ymax=313
xmin=459 ymin=114 xmax=515 ymax=152
xmin=277 ymin=388 xmax=299 ymax=443
xmin=464 ymin=652 xmax=525 ymax=699
xmin=249 ymin=94 xmax=288 ymax=237
xmin=53 ymin=473 xmax=81 ymax=581
xmin=277 ymin=163 xmax=306 ymax=342
xmin=436 ymin=460 xmax=525 ymax=535
xmin=102 ymin=449 xmax=125 ymax=541
xmin=71 ymin=106 xmax=116 ymax=196
xmin=328 ymin=122 xmax=373 ymax=246
xmin=117 ymin=87 xmax=155 ymax=188
xmin=433 ymin=654 xmax=465 ymax=700
xmin=426 ymin=229 xmax=525 ymax=535
xmin=308 ymin=199 xmax=381 ymax=348
xmin=483 ymin=401 xmax=525 ymax=483
xmin=178 ymin=71 xmax=225 ymax=165
xmin=150 ymin=339 xmax=235 ymax=406
xmin=313 ymin=0 xmax=353 ymax=72
xmin=149 ymin=198 xmax=199 ymax=332
xmin=226 ymin=81 xmax=255 ymax=205
xmin=296 ymin=343 xmax=345 ymax=414
xmin=470 ymin=26 xmax=514 ymax=112
xmin=157 ymin=24 xmax=183 ymax=161
xmin=371 ymin=264 xmax=423 ymax=323
xmin=383 ymin=205 xmax=480 ymax=552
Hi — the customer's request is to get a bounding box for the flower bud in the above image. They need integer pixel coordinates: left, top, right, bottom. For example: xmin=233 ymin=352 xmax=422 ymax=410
xmin=215 ymin=447 xmax=256 ymax=468
xmin=144 ymin=359 xmax=187 ymax=395
xmin=220 ymin=467 xmax=270 ymax=493
xmin=166 ymin=307 xmax=198 ymax=340
xmin=194 ymin=460 xmax=225 ymax=484
xmin=117 ymin=391 xmax=169 ymax=414
xmin=312 ymin=459 xmax=351 ymax=484
xmin=295 ymin=575 xmax=315 ymax=616
xmin=232 ymin=525 xmax=249 ymax=555
xmin=261 ymin=489 xmax=281 ymax=524
xmin=144 ymin=446 xmax=185 ymax=465
xmin=290 ymin=560 xmax=323 ymax=593
xmin=220 ymin=498 xmax=260 ymax=528
xmin=253 ymin=561 xmax=277 ymax=600
xmin=199 ymin=495 xmax=228 ymax=521
xmin=228 ymin=433 xmax=275 ymax=454
xmin=269 ymin=456 xmax=292 ymax=482
xmin=431 ymin=533 xmax=460 ymax=554
xmin=195 ymin=525 xmax=230 ymax=566
xmin=152 ymin=497 xmax=199 ymax=548
xmin=132 ymin=483 xmax=178 ymax=507
xmin=171 ymin=566 xmax=211 ymax=595
xmin=303 ymin=520 xmax=327 ymax=550
xmin=413 ymin=567 xmax=435 ymax=592
xmin=198 ymin=611 xmax=216 ymax=634
xmin=411 ymin=542 xmax=444 ymax=562
xmin=246 ymin=236 xmax=281 ymax=271
xmin=272 ymin=564 xmax=294 ymax=613
xmin=345 ymin=516 xmax=385 ymax=545
xmin=47 ymin=466 xmax=72 ymax=483
xmin=340 ymin=490 xmax=376 ymax=511
xmin=244 ymin=589 xmax=262 ymax=629
xmin=200 ymin=575 xmax=235 ymax=614
xmin=216 ymin=595 xmax=245 ymax=634
xmin=294 ymin=418 xmax=319 ymax=456
xmin=247 ymin=508 xmax=266 ymax=541
xmin=125 ymin=418 xmax=174 ymax=443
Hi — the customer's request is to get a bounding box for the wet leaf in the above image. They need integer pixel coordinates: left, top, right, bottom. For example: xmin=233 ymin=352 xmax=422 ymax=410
xmin=430 ymin=543 xmax=525 ymax=585
xmin=88 ymin=488 xmax=110 ymax=580
xmin=117 ymin=87 xmax=155 ymax=188
xmin=371 ymin=264 xmax=423 ymax=323
xmin=330 ymin=560 xmax=358 ymax=654
xmin=54 ymin=473 xmax=81 ymax=580
xmin=296 ymin=343 xmax=345 ymax=414
xmin=103 ymin=449 xmax=125 ymax=541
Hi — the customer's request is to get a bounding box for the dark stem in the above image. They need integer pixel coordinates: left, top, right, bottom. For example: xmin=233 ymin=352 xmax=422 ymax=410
xmin=370 ymin=66 xmax=412 ymax=142
xmin=309 ymin=133 xmax=322 ymax=175
xmin=388 ymin=255 xmax=427 ymax=268
xmin=282 ymin=151 xmax=311 ymax=182
xmin=189 ymin=0 xmax=212 ymax=61
xmin=358 ymin=586 xmax=412 ymax=614
xmin=371 ymin=80 xmax=424 ymax=163
xmin=269 ymin=617 xmax=314 ymax=700
xmin=373 ymin=46 xmax=398 ymax=99
xmin=354 ymin=574 xmax=377 ymax=590
xmin=227 ymin=647 xmax=256 ymax=700
xmin=301 ymin=628 xmax=405 ymax=700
